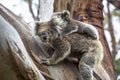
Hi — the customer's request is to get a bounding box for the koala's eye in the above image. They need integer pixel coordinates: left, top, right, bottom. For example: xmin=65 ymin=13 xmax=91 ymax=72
xmin=42 ymin=33 xmax=46 ymax=35
xmin=38 ymin=32 xmax=45 ymax=36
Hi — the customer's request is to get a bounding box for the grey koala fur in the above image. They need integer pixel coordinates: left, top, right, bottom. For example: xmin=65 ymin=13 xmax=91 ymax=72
xmin=35 ymin=19 xmax=103 ymax=80
xmin=51 ymin=10 xmax=99 ymax=40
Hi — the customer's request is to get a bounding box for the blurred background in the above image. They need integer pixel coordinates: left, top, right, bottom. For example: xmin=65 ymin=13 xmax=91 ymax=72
xmin=0 ymin=0 xmax=120 ymax=79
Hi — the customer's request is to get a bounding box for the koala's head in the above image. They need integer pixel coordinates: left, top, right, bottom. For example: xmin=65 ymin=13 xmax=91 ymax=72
xmin=51 ymin=10 xmax=70 ymax=28
xmin=35 ymin=22 xmax=59 ymax=43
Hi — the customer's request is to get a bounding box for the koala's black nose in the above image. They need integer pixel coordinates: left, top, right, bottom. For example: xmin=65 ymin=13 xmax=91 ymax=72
xmin=43 ymin=36 xmax=47 ymax=40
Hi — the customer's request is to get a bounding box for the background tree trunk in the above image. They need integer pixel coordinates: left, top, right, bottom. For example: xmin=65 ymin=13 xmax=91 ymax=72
xmin=54 ymin=0 xmax=116 ymax=80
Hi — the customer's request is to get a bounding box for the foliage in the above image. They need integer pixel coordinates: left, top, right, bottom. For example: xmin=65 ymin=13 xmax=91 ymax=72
xmin=114 ymin=58 xmax=120 ymax=75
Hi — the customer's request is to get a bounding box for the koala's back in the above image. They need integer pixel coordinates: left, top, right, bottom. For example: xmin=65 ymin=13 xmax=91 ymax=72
xmin=59 ymin=33 xmax=103 ymax=58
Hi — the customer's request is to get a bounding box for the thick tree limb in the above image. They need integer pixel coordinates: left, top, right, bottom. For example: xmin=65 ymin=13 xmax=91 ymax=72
xmin=0 ymin=15 xmax=45 ymax=80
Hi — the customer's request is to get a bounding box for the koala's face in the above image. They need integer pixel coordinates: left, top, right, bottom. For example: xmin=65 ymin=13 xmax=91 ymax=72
xmin=38 ymin=22 xmax=59 ymax=43
xmin=38 ymin=30 xmax=52 ymax=42
xmin=37 ymin=23 xmax=52 ymax=42
xmin=51 ymin=10 xmax=70 ymax=28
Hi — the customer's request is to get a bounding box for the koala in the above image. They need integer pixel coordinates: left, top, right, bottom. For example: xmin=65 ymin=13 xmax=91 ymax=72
xmin=51 ymin=10 xmax=99 ymax=40
xmin=35 ymin=21 xmax=60 ymax=43
xmin=35 ymin=10 xmax=99 ymax=40
xmin=35 ymin=20 xmax=103 ymax=80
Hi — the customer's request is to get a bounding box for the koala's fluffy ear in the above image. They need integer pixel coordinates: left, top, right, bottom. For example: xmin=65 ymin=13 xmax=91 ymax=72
xmin=62 ymin=10 xmax=70 ymax=20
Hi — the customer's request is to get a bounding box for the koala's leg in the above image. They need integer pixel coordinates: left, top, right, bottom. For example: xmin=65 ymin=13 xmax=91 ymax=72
xmin=79 ymin=53 xmax=97 ymax=80
xmin=41 ymin=38 xmax=71 ymax=65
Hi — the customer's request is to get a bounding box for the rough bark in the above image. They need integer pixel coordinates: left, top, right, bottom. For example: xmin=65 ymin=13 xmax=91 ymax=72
xmin=54 ymin=0 xmax=116 ymax=80
xmin=0 ymin=4 xmax=83 ymax=80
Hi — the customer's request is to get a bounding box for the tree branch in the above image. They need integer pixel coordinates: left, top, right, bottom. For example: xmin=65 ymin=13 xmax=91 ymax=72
xmin=28 ymin=0 xmax=36 ymax=20
xmin=36 ymin=0 xmax=40 ymax=21
xmin=108 ymin=0 xmax=120 ymax=9
xmin=107 ymin=1 xmax=117 ymax=60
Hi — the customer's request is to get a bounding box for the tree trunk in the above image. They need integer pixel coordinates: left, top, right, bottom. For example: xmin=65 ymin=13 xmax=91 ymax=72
xmin=0 ymin=11 xmax=45 ymax=80
xmin=54 ymin=0 xmax=116 ymax=80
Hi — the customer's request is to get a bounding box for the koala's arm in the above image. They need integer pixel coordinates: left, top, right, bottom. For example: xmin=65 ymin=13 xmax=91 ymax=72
xmin=79 ymin=22 xmax=99 ymax=39
xmin=61 ymin=21 xmax=99 ymax=39
xmin=61 ymin=25 xmax=78 ymax=35
xmin=41 ymin=37 xmax=71 ymax=65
